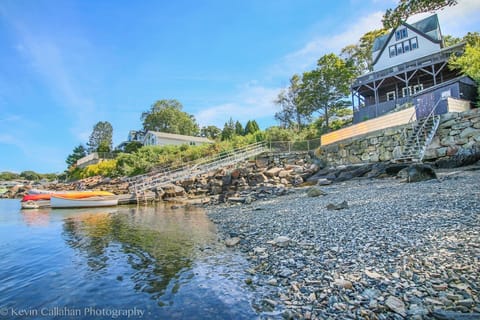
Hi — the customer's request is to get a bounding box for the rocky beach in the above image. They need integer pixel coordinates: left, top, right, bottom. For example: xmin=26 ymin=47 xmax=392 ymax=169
xmin=207 ymin=167 xmax=480 ymax=319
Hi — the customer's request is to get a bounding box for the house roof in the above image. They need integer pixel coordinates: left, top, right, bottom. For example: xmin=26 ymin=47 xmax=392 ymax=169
xmin=372 ymin=14 xmax=442 ymax=66
xmin=146 ymin=131 xmax=213 ymax=143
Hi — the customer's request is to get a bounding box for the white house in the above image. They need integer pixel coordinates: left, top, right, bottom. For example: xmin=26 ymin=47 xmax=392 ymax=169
xmin=372 ymin=14 xmax=443 ymax=71
xmin=143 ymin=131 xmax=213 ymax=147
xmin=351 ymin=14 xmax=476 ymax=124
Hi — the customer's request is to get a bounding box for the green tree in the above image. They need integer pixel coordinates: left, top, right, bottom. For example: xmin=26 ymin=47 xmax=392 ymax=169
xmin=66 ymin=144 xmax=87 ymax=167
xmin=299 ymin=53 xmax=355 ymax=132
xmin=221 ymin=118 xmax=235 ymax=141
xmin=449 ymin=32 xmax=480 ymax=104
xmin=141 ymin=99 xmax=199 ymax=136
xmin=274 ymin=74 xmax=309 ymax=130
xmin=443 ymin=34 xmax=462 ymax=47
xmin=234 ymin=121 xmax=244 ymax=136
xmin=0 ymin=171 xmax=20 ymax=180
xmin=87 ymin=121 xmax=113 ymax=153
xmin=341 ymin=29 xmax=388 ymax=74
xmin=382 ymin=0 xmax=457 ymax=29
xmin=123 ymin=141 xmax=143 ymax=154
xmin=200 ymin=125 xmax=221 ymax=140
xmin=244 ymin=120 xmax=260 ymax=135
xmin=20 ymin=171 xmax=40 ymax=181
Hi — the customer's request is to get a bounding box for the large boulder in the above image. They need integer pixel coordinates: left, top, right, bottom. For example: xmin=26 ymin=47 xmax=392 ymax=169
xmin=397 ymin=164 xmax=437 ymax=183
xmin=435 ymin=145 xmax=480 ymax=168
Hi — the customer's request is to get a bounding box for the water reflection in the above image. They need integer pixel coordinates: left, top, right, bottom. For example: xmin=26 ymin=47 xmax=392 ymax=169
xmin=0 ymin=201 xmax=258 ymax=319
xmin=20 ymin=209 xmax=50 ymax=226
xmin=62 ymin=205 xmax=218 ymax=301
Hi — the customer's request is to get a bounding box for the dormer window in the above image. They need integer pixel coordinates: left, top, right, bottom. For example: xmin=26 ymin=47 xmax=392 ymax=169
xmin=388 ymin=36 xmax=419 ymax=58
xmin=395 ymin=28 xmax=408 ymax=41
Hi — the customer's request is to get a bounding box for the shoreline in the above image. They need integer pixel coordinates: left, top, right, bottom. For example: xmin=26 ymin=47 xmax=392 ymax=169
xmin=207 ymin=167 xmax=480 ymax=319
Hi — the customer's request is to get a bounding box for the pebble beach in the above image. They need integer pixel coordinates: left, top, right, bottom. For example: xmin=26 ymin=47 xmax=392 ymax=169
xmin=207 ymin=167 xmax=480 ymax=319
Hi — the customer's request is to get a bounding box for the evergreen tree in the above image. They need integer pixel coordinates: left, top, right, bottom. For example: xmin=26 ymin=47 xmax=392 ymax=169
xmin=221 ymin=118 xmax=235 ymax=141
xmin=66 ymin=144 xmax=87 ymax=167
xmin=87 ymin=121 xmax=113 ymax=153
xmin=235 ymin=121 xmax=244 ymax=136
xmin=245 ymin=120 xmax=260 ymax=134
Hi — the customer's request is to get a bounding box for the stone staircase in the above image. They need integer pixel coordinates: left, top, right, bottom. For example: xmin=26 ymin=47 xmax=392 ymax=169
xmin=128 ymin=141 xmax=268 ymax=196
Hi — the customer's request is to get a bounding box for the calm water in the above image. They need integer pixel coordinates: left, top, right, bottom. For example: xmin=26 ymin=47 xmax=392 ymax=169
xmin=0 ymin=200 xmax=258 ymax=319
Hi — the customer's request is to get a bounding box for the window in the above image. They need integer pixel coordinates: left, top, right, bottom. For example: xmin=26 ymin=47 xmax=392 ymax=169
xmin=413 ymin=84 xmax=423 ymax=94
xmin=395 ymin=28 xmax=408 ymax=41
xmin=402 ymin=86 xmax=411 ymax=97
xmin=389 ymin=45 xmax=396 ymax=57
xmin=388 ymin=36 xmax=418 ymax=59
xmin=411 ymin=37 xmax=418 ymax=49
xmin=441 ymin=89 xmax=451 ymax=100
xmin=386 ymin=91 xmax=396 ymax=101
xmin=396 ymin=43 xmax=403 ymax=55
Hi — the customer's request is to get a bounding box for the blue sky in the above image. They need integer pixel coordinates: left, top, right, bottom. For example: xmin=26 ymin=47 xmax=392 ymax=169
xmin=0 ymin=0 xmax=479 ymax=174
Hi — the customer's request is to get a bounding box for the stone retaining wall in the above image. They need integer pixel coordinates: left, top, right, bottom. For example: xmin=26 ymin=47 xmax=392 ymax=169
xmin=318 ymin=108 xmax=480 ymax=166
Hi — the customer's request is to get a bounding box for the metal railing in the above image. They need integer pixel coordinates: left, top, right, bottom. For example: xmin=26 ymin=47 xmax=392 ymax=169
xmin=128 ymin=137 xmax=325 ymax=195
xmin=129 ymin=141 xmax=268 ymax=194
xmin=266 ymin=138 xmax=321 ymax=153
xmin=397 ymin=98 xmax=442 ymax=162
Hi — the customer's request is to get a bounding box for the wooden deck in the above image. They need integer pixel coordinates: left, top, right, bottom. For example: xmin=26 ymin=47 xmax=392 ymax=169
xmin=321 ymin=107 xmax=416 ymax=146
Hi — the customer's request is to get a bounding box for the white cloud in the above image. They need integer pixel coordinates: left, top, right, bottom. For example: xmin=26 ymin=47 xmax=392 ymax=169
xmin=194 ymin=84 xmax=280 ymax=128
xmin=269 ymin=11 xmax=385 ymax=78
xmin=408 ymin=0 xmax=480 ymax=37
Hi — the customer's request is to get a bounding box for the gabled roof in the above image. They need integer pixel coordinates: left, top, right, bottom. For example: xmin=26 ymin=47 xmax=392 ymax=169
xmin=372 ymin=14 xmax=442 ymax=66
xmin=146 ymin=131 xmax=213 ymax=144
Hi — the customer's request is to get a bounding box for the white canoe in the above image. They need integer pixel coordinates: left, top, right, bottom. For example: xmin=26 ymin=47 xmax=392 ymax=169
xmin=50 ymin=195 xmax=118 ymax=208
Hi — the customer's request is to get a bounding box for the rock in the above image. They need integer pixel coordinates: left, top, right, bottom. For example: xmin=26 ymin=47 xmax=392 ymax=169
xmin=307 ymin=186 xmax=327 ymax=197
xmin=432 ymin=283 xmax=448 ymax=291
xmin=253 ymin=247 xmax=267 ymax=254
xmin=385 ymin=163 xmax=409 ymax=176
xmin=385 ymin=296 xmax=406 ymax=317
xmin=317 ymin=178 xmax=332 ymax=186
xmin=272 ymin=236 xmax=291 ymax=247
xmin=267 ymin=278 xmax=278 ymax=286
xmin=225 ymin=237 xmax=241 ymax=247
xmin=279 ymin=267 xmax=294 ymax=278
xmin=431 ymin=310 xmax=480 ymax=320
xmin=326 ymin=200 xmax=349 ymax=210
xmin=365 ymin=270 xmax=383 ymax=280
xmin=265 ymin=167 xmax=282 ymax=178
xmin=457 ymin=299 xmax=474 ymax=307
xmin=397 ymin=164 xmax=437 ymax=182
xmin=333 ymin=279 xmax=353 ymax=290
xmin=435 ymin=146 xmax=480 ymax=168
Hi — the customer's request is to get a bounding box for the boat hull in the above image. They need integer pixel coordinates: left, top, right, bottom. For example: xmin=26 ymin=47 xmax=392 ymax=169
xmin=21 ymin=200 xmax=51 ymax=209
xmin=22 ymin=191 xmax=114 ymax=202
xmin=50 ymin=196 xmax=118 ymax=208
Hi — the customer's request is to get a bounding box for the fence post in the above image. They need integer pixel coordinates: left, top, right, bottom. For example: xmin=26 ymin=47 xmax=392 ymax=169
xmin=307 ymin=140 xmax=310 ymax=151
xmin=288 ymin=141 xmax=291 ymax=153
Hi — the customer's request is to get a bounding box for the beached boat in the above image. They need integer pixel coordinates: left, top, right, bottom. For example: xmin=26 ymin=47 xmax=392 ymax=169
xmin=22 ymin=191 xmax=114 ymax=202
xmin=21 ymin=200 xmax=51 ymax=209
xmin=50 ymin=195 xmax=118 ymax=208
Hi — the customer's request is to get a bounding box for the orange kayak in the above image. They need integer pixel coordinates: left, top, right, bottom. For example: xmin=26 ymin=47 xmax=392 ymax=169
xmin=22 ymin=191 xmax=114 ymax=202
